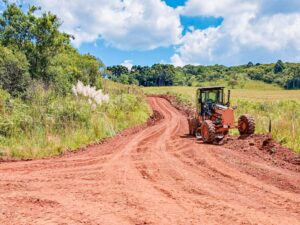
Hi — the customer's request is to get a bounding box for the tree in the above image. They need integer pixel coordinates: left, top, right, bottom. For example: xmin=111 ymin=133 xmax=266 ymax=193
xmin=247 ymin=61 xmax=254 ymax=67
xmin=0 ymin=45 xmax=30 ymax=97
xmin=0 ymin=1 xmax=71 ymax=81
xmin=274 ymin=60 xmax=284 ymax=74
xmin=107 ymin=65 xmax=129 ymax=77
xmin=151 ymin=64 xmax=175 ymax=86
xmin=47 ymin=48 xmax=103 ymax=95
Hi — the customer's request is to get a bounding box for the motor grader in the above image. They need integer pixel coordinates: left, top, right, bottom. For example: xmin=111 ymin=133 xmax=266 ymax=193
xmin=188 ymin=86 xmax=255 ymax=143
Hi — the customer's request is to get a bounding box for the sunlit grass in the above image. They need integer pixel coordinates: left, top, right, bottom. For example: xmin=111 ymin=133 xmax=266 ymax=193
xmin=143 ymin=86 xmax=300 ymax=103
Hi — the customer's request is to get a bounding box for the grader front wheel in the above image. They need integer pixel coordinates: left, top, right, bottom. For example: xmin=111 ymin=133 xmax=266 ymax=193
xmin=201 ymin=120 xmax=216 ymax=143
xmin=238 ymin=114 xmax=255 ymax=135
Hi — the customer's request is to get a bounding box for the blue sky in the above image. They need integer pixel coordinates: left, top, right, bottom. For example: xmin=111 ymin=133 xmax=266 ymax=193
xmin=78 ymin=1 xmax=224 ymax=66
xmin=78 ymin=0 xmax=225 ymax=66
xmin=2 ymin=0 xmax=300 ymax=67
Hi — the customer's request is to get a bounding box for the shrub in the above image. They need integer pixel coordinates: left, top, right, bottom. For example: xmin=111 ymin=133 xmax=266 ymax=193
xmin=47 ymin=49 xmax=104 ymax=95
xmin=0 ymin=46 xmax=30 ymax=97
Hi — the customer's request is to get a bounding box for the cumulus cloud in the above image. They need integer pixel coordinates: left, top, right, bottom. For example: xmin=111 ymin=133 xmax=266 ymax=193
xmin=121 ymin=60 xmax=133 ymax=70
xmin=171 ymin=27 xmax=223 ymax=66
xmin=19 ymin=0 xmax=300 ymax=65
xmin=31 ymin=0 xmax=182 ymax=50
xmin=179 ymin=0 xmax=258 ymax=18
xmin=172 ymin=0 xmax=300 ymax=66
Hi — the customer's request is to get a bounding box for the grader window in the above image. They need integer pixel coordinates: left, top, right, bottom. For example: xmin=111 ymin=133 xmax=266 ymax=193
xmin=201 ymin=89 xmax=223 ymax=104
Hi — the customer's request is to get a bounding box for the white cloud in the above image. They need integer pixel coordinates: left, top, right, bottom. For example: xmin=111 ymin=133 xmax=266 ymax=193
xmin=172 ymin=0 xmax=300 ymax=66
xmin=20 ymin=0 xmax=300 ymax=65
xmin=121 ymin=60 xmax=133 ymax=70
xmin=171 ymin=27 xmax=223 ymax=66
xmin=31 ymin=0 xmax=182 ymax=50
xmin=179 ymin=0 xmax=258 ymax=18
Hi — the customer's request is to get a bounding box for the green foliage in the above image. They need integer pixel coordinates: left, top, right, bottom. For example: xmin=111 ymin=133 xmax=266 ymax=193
xmin=0 ymin=1 xmax=71 ymax=80
xmin=0 ymin=2 xmax=103 ymax=96
xmin=274 ymin=60 xmax=284 ymax=74
xmin=108 ymin=61 xmax=300 ymax=90
xmin=0 ymin=81 xmax=150 ymax=159
xmin=107 ymin=64 xmax=176 ymax=86
xmin=107 ymin=65 xmax=129 ymax=77
xmin=0 ymin=45 xmax=30 ymax=96
xmin=247 ymin=61 xmax=254 ymax=67
xmin=47 ymin=48 xmax=104 ymax=95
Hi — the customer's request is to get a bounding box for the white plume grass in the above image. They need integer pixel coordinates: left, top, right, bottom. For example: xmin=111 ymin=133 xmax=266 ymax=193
xmin=72 ymin=81 xmax=109 ymax=108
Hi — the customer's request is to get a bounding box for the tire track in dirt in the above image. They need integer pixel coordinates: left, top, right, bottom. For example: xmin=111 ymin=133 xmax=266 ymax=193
xmin=0 ymin=97 xmax=299 ymax=225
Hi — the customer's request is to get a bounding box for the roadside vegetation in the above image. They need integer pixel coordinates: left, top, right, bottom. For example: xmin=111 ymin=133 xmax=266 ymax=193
xmin=0 ymin=2 xmax=150 ymax=159
xmin=0 ymin=80 xmax=150 ymax=159
xmin=143 ymin=86 xmax=300 ymax=153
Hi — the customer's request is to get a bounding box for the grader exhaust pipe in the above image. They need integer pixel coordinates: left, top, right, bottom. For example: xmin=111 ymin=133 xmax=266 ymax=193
xmin=227 ymin=90 xmax=231 ymax=106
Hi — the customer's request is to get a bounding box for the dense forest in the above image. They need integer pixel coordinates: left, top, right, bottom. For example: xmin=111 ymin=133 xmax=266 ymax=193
xmin=107 ymin=60 xmax=300 ymax=89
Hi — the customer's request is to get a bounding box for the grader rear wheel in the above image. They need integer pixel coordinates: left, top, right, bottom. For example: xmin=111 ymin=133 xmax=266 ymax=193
xmin=238 ymin=114 xmax=255 ymax=135
xmin=201 ymin=120 xmax=216 ymax=143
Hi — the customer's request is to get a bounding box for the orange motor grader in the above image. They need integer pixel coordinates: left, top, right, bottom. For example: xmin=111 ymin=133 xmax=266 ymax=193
xmin=188 ymin=86 xmax=255 ymax=143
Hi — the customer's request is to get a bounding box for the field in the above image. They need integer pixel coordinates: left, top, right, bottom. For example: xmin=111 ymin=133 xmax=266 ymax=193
xmin=143 ymin=84 xmax=300 ymax=153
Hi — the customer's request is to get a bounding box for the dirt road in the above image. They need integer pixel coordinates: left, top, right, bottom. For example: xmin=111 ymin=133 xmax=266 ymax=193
xmin=0 ymin=97 xmax=299 ymax=225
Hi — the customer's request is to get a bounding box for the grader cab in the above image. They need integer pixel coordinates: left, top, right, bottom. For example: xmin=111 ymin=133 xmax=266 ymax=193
xmin=188 ymin=86 xmax=255 ymax=143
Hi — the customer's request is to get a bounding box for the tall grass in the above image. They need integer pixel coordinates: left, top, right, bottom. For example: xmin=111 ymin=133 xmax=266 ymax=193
xmin=143 ymin=86 xmax=300 ymax=153
xmin=0 ymin=80 xmax=150 ymax=159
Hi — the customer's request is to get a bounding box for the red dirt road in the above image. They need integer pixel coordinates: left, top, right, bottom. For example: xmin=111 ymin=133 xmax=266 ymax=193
xmin=0 ymin=97 xmax=300 ymax=225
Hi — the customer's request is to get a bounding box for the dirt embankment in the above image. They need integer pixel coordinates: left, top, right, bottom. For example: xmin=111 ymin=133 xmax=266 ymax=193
xmin=0 ymin=96 xmax=299 ymax=225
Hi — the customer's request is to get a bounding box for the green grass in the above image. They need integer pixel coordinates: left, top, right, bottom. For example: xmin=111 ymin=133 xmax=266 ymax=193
xmin=143 ymin=85 xmax=300 ymax=153
xmin=195 ymin=79 xmax=282 ymax=91
xmin=143 ymin=85 xmax=300 ymax=102
xmin=0 ymin=80 xmax=151 ymax=159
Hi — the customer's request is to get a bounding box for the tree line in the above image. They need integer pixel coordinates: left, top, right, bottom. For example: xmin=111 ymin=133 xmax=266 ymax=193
xmin=107 ymin=60 xmax=300 ymax=89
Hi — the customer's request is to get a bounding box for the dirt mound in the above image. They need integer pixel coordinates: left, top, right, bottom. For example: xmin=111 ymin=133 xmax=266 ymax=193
xmin=147 ymin=109 xmax=164 ymax=125
xmin=222 ymin=134 xmax=300 ymax=172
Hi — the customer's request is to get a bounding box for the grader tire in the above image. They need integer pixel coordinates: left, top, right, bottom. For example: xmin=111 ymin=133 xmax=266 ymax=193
xmin=201 ymin=120 xmax=216 ymax=143
xmin=238 ymin=114 xmax=255 ymax=135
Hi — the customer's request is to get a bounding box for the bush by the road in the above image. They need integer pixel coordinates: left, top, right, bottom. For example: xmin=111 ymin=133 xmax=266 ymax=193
xmin=0 ymin=46 xmax=30 ymax=97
